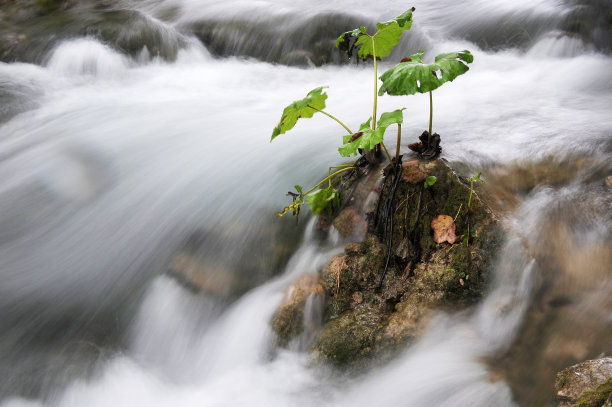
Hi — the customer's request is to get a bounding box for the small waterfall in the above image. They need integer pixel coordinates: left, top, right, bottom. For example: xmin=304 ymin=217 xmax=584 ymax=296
xmin=47 ymin=39 xmax=129 ymax=78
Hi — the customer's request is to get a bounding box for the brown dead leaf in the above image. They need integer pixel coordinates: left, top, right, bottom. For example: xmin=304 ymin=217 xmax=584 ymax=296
xmin=430 ymin=214 xmax=457 ymax=244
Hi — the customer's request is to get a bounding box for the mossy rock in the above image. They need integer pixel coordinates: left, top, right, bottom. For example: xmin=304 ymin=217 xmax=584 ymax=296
xmin=311 ymin=303 xmax=385 ymax=367
xmin=556 ymin=357 xmax=612 ymax=407
xmin=573 ymin=379 xmax=612 ymax=407
xmin=319 ymin=236 xmax=386 ymax=319
xmin=271 ymin=274 xmax=325 ymax=346
xmin=307 ymin=158 xmax=501 ymax=369
xmin=267 ymin=158 xmax=500 ymax=368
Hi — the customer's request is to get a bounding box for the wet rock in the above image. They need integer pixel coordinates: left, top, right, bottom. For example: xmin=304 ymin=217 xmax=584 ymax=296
xmin=332 ymin=207 xmax=368 ymax=238
xmin=167 ymin=252 xmax=238 ymax=296
xmin=401 ymin=161 xmax=427 ymax=184
xmin=556 ymin=357 xmax=612 ymax=407
xmin=316 ymin=158 xmax=383 ymax=236
xmin=271 ymin=273 xmax=325 ymax=347
xmin=186 ymin=12 xmax=367 ymax=66
xmin=168 ymin=214 xmax=305 ymax=297
xmin=482 ymin=155 xmax=609 ymax=211
xmin=311 ymin=303 xmax=385 ymax=366
xmin=350 ymin=291 xmax=363 ymax=308
xmin=310 ymin=158 xmax=500 ymax=368
xmin=379 ymin=301 xmax=433 ymax=353
xmin=0 ymin=1 xmax=187 ymax=63
xmin=344 ymin=242 xmax=366 ymax=256
xmin=279 ymin=49 xmax=317 ymax=66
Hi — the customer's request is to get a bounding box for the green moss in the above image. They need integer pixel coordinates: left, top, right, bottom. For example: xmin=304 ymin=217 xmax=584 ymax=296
xmin=556 ymin=372 xmax=568 ymax=389
xmin=35 ymin=0 xmax=61 ymax=13
xmin=451 ymin=244 xmax=471 ymax=276
xmin=311 ymin=306 xmax=383 ymax=367
xmin=573 ymin=378 xmax=612 ymax=407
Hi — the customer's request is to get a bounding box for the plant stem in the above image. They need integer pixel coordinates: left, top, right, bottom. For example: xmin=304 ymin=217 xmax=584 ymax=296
xmin=306 ymin=105 xmax=353 ymax=134
xmin=453 ymin=203 xmax=463 ymax=222
xmin=304 ymin=167 xmax=355 ymax=195
xmin=468 ymin=180 xmax=474 ymax=209
xmin=381 ymin=141 xmax=393 ymax=165
xmin=371 ymin=37 xmax=378 ymax=130
xmin=428 ymin=90 xmax=433 ymax=144
xmin=328 ymin=164 xmax=353 ymax=187
xmin=395 ymin=123 xmax=401 ymax=163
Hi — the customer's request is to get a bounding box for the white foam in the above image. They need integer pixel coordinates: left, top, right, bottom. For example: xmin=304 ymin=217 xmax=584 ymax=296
xmin=46 ymin=39 xmax=129 ymax=78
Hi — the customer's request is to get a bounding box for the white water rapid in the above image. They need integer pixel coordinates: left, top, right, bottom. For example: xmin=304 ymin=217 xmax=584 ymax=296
xmin=0 ymin=0 xmax=610 ymax=405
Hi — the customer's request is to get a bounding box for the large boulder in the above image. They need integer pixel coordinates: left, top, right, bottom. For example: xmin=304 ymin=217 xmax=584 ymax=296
xmin=556 ymin=357 xmax=612 ymax=407
xmin=272 ymin=158 xmax=502 ymax=368
xmin=0 ymin=1 xmax=187 ymax=63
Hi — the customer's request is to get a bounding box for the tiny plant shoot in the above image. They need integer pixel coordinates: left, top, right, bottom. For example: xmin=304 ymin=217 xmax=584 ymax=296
xmin=271 ymin=8 xmax=416 ymax=217
xmin=467 ymin=172 xmax=484 ymax=210
xmin=463 ymin=172 xmax=485 ymax=245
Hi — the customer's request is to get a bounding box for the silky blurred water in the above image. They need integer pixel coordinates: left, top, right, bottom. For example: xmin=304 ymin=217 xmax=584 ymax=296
xmin=0 ymin=0 xmax=610 ymax=405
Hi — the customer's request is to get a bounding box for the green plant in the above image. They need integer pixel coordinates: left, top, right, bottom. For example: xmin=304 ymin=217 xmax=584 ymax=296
xmin=271 ymin=8 xmax=416 ymax=217
xmin=467 ymin=172 xmax=484 ymax=210
xmin=423 ymin=176 xmax=437 ymax=189
xmin=335 ymin=7 xmax=415 ymax=151
xmin=271 ymin=9 xmax=473 ymax=217
xmin=378 ymin=49 xmax=473 ymax=153
xmin=462 ymin=172 xmax=485 ymax=245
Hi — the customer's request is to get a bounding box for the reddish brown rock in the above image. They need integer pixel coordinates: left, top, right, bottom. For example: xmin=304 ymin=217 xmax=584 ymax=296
xmin=402 ymin=162 xmax=428 ymax=184
xmin=271 ymin=273 xmax=325 ymax=346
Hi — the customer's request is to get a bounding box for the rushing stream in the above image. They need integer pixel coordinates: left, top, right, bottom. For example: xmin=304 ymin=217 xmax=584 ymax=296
xmin=0 ymin=0 xmax=610 ymax=405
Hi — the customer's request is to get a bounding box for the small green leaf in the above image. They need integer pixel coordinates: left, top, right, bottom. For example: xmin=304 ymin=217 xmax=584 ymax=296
xmin=377 ymin=108 xmax=405 ymax=129
xmin=378 ymin=50 xmax=473 ymax=96
xmin=306 ymin=187 xmax=340 ymax=215
xmin=470 ymin=173 xmax=485 ymax=183
xmin=336 ymin=8 xmax=415 ymax=60
xmin=338 ymin=109 xmax=404 ymax=157
xmin=424 ymin=176 xmax=437 ymax=188
xmin=294 ymin=185 xmax=303 ymax=194
xmin=335 ymin=27 xmax=364 ymax=47
xmin=271 ymin=87 xmax=328 ymax=141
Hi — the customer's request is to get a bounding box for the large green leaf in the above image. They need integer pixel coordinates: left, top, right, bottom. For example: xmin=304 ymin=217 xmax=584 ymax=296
xmin=306 ymin=187 xmax=340 ymax=215
xmin=338 ymin=109 xmax=404 ymax=157
xmin=271 ymin=87 xmax=328 ymax=141
xmin=336 ymin=8 xmax=415 ymax=60
xmin=378 ymin=50 xmax=473 ymax=96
